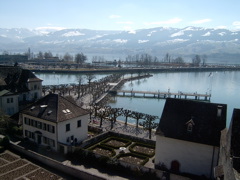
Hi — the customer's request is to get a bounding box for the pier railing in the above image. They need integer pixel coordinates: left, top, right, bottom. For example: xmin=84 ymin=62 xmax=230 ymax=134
xmin=110 ymin=89 xmax=211 ymax=101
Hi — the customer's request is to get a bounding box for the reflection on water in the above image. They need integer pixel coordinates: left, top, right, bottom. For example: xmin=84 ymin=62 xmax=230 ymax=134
xmin=36 ymin=71 xmax=240 ymax=126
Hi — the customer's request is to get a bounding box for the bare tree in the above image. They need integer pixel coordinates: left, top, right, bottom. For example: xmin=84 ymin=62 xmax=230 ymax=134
xmin=96 ymin=106 xmax=111 ymax=128
xmin=76 ymin=76 xmax=84 ymax=99
xmin=63 ymin=52 xmax=73 ymax=62
xmin=192 ymin=55 xmax=201 ymax=66
xmin=140 ymin=115 xmax=158 ymax=139
xmin=131 ymin=111 xmax=145 ymax=129
xmin=85 ymin=73 xmax=96 ymax=93
xmin=37 ymin=51 xmax=44 ymax=59
xmin=44 ymin=51 xmax=53 ymax=59
xmin=75 ymin=53 xmax=87 ymax=68
xmin=109 ymin=108 xmax=123 ymax=129
xmin=122 ymin=109 xmax=132 ymax=125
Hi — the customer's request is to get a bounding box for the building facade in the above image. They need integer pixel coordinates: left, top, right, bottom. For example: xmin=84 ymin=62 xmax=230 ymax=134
xmin=155 ymin=98 xmax=227 ymax=179
xmin=0 ymin=65 xmax=42 ymax=115
xmin=21 ymin=93 xmax=89 ymax=154
xmin=0 ymin=90 xmax=19 ymax=115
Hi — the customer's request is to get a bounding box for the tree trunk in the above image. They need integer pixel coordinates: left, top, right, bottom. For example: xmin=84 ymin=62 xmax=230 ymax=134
xmin=125 ymin=116 xmax=128 ymax=125
xmin=149 ymin=128 xmax=152 ymax=139
xmin=100 ymin=117 xmax=103 ymax=128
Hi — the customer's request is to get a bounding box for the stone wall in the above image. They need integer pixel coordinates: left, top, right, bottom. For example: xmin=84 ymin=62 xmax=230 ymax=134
xmin=9 ymin=143 xmax=106 ymax=180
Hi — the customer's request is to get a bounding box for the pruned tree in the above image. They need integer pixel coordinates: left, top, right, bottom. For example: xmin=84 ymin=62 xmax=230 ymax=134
xmin=109 ymin=108 xmax=123 ymax=129
xmin=76 ymin=75 xmax=84 ymax=99
xmin=122 ymin=109 xmax=132 ymax=125
xmin=85 ymin=73 xmax=96 ymax=93
xmin=96 ymin=106 xmax=111 ymax=127
xmin=140 ymin=115 xmax=159 ymax=139
xmin=131 ymin=111 xmax=145 ymax=129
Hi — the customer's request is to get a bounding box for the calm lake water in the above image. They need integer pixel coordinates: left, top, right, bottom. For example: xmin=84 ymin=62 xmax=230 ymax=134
xmin=36 ymin=71 xmax=240 ymax=127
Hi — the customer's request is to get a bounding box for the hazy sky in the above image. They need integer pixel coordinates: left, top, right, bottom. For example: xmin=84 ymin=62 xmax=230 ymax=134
xmin=1 ymin=0 xmax=240 ymax=31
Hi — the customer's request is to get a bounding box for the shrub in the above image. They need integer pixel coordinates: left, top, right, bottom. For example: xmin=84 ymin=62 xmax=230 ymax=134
xmin=0 ymin=136 xmax=10 ymax=148
xmin=100 ymin=136 xmax=132 ymax=149
xmin=116 ymin=153 xmax=149 ymax=166
xmin=88 ymin=144 xmax=116 ymax=157
xmin=129 ymin=142 xmax=155 ymax=157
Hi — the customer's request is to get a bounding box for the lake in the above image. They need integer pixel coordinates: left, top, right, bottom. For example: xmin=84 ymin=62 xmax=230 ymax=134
xmin=36 ymin=70 xmax=240 ymax=126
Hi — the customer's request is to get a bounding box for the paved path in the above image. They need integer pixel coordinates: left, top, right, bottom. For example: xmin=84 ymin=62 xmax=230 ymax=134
xmin=90 ymin=118 xmax=157 ymax=141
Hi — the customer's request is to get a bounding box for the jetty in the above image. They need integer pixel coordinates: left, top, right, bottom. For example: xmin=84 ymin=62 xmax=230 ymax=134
xmin=111 ymin=90 xmax=211 ymax=101
xmin=94 ymin=74 xmax=211 ymax=105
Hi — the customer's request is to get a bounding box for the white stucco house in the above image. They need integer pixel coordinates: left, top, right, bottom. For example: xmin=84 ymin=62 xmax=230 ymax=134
xmin=155 ymin=98 xmax=227 ymax=179
xmin=20 ymin=93 xmax=89 ymax=154
xmin=0 ymin=90 xmax=19 ymax=115
xmin=0 ymin=65 xmax=42 ymax=115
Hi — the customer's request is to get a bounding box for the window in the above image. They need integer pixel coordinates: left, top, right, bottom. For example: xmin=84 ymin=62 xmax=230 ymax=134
xmin=7 ymin=98 xmax=13 ymax=103
xmin=187 ymin=123 xmax=193 ymax=132
xmin=66 ymin=124 xmax=70 ymax=132
xmin=77 ymin=120 xmax=81 ymax=127
xmin=37 ymin=122 xmax=42 ymax=129
xmin=43 ymin=137 xmax=47 ymax=144
xmin=49 ymin=125 xmax=55 ymax=133
xmin=43 ymin=123 xmax=46 ymax=130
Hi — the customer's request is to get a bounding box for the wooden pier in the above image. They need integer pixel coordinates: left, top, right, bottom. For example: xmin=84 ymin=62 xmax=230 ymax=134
xmin=111 ymin=90 xmax=211 ymax=101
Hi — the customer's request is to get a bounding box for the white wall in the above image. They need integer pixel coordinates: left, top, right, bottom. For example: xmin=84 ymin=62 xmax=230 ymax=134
xmin=155 ymin=135 xmax=219 ymax=178
xmin=28 ymin=81 xmax=42 ymax=100
xmin=22 ymin=114 xmax=58 ymax=151
xmin=0 ymin=94 xmax=19 ymax=115
xmin=57 ymin=114 xmax=89 ymax=145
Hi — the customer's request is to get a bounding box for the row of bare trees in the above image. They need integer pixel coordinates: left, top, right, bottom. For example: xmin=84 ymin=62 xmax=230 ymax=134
xmin=90 ymin=105 xmax=158 ymax=139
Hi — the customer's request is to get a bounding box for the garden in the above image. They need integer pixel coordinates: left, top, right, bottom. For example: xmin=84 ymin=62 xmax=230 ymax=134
xmin=67 ymin=135 xmax=157 ymax=179
xmin=84 ymin=136 xmax=155 ymax=166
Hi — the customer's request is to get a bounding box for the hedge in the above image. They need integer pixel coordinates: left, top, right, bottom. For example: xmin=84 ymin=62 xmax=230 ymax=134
xmin=100 ymin=136 xmax=132 ymax=149
xmin=129 ymin=142 xmax=155 ymax=157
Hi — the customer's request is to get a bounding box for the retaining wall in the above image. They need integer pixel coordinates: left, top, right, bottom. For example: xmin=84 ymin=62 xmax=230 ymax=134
xmin=9 ymin=143 xmax=106 ymax=180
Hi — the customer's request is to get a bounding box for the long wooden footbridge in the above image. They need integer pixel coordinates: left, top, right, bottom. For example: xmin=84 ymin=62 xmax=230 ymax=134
xmin=111 ymin=89 xmax=211 ymax=101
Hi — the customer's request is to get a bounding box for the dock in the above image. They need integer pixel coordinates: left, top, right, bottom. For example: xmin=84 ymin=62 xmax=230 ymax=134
xmin=111 ymin=90 xmax=211 ymax=101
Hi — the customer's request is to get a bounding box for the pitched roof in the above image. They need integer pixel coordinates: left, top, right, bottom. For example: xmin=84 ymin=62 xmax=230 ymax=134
xmin=156 ymin=98 xmax=227 ymax=146
xmin=229 ymin=108 xmax=240 ymax=172
xmin=21 ymin=93 xmax=89 ymax=123
xmin=0 ymin=65 xmax=42 ymax=93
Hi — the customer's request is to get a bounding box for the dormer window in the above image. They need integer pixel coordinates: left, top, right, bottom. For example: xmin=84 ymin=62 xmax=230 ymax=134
xmin=187 ymin=123 xmax=193 ymax=132
xmin=186 ymin=118 xmax=195 ymax=133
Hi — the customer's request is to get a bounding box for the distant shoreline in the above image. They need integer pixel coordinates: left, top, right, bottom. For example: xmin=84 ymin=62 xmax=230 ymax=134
xmin=30 ymin=66 xmax=240 ymax=74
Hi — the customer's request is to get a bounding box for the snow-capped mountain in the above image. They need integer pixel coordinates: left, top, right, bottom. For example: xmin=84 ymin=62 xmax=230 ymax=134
xmin=0 ymin=27 xmax=239 ymax=62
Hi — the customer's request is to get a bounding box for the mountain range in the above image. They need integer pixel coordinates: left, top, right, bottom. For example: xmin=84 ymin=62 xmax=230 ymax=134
xmin=0 ymin=27 xmax=240 ymax=63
